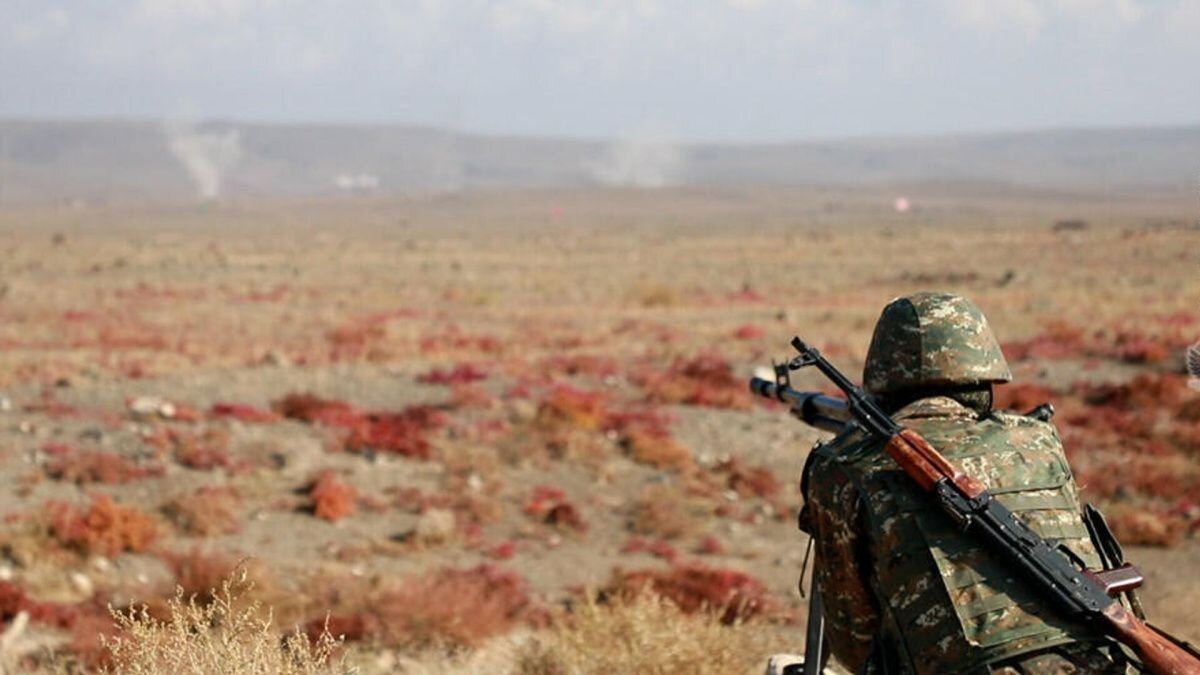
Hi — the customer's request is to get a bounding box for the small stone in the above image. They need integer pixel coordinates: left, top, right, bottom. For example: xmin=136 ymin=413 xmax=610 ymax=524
xmin=414 ymin=508 xmax=456 ymax=545
xmin=509 ymin=399 xmax=538 ymax=423
xmin=260 ymin=350 xmax=291 ymax=367
xmin=70 ymin=572 xmax=94 ymax=596
xmin=0 ymin=396 xmax=12 ymax=412
xmin=467 ymin=473 xmax=484 ymax=492
xmin=128 ymin=396 xmax=175 ymax=419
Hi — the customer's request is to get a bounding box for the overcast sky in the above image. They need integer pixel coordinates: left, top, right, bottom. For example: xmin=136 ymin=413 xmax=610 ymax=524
xmin=2 ymin=0 xmax=1198 ymax=142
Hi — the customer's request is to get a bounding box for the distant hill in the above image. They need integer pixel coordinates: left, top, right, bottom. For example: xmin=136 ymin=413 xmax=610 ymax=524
xmin=0 ymin=118 xmax=1196 ymax=203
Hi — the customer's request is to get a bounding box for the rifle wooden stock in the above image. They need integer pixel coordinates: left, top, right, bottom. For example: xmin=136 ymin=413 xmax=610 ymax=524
xmin=886 ymin=429 xmax=988 ymax=498
xmin=1101 ymin=604 xmax=1200 ymax=675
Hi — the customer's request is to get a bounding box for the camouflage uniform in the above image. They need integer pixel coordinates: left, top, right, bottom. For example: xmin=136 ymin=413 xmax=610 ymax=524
xmin=801 ymin=293 xmax=1128 ymax=674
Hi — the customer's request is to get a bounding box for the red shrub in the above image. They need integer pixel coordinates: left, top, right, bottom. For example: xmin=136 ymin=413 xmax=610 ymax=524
xmin=326 ymin=317 xmax=387 ymax=361
xmin=344 ymin=407 xmax=445 ymax=459
xmin=1002 ymin=322 xmax=1088 ymax=361
xmin=144 ymin=427 xmax=241 ymax=471
xmin=488 ymin=541 xmax=518 ymax=560
xmin=0 ymin=580 xmax=115 ymax=666
xmin=170 ymin=428 xmax=235 ymax=471
xmin=48 ymin=495 xmax=157 ymax=556
xmin=536 ymin=386 xmax=611 ymax=432
xmin=418 ymin=327 xmax=504 ymax=356
xmin=45 ymin=448 xmax=163 ymax=485
xmin=387 ymin=486 xmax=500 ymax=527
xmin=545 ymin=503 xmax=587 ymax=532
xmin=162 ymin=486 xmax=242 ymax=536
xmin=992 ymin=383 xmax=1057 ymax=413
xmin=538 ymin=353 xmax=619 ymax=378
xmin=525 ymin=486 xmax=587 ymax=532
xmin=604 ymin=564 xmax=771 ymax=624
xmin=628 ymin=487 xmax=698 ymax=540
xmin=450 ymin=385 xmax=497 ymax=409
xmin=0 ymin=580 xmax=76 ymax=628
xmin=621 ymin=537 xmax=680 ymax=563
xmin=306 ymin=614 xmax=369 ymax=643
xmin=714 ymin=458 xmax=781 ymax=499
xmin=696 ymin=535 xmax=725 ymax=555
xmin=417 ymin=363 xmax=489 ymax=385
xmin=732 ymin=324 xmax=765 ymax=340
xmin=619 ymin=426 xmax=695 ymax=473
xmin=308 ymin=471 xmax=358 ymax=522
xmin=727 ymin=287 xmax=766 ymax=303
xmin=157 ymin=549 xmax=270 ymax=606
xmin=346 ymin=565 xmax=532 ymax=648
xmin=1106 ymin=509 xmax=1186 ymax=547
xmin=209 ymin=402 xmax=281 ymax=424
xmin=23 ymin=396 xmax=80 ymax=418
xmin=636 ymin=353 xmax=750 ymax=410
xmin=1114 ymin=338 xmax=1172 ymax=364
xmin=1079 ymin=373 xmax=1187 ymax=410
xmin=275 ymin=393 xmax=445 ymax=459
xmin=275 ymin=393 xmax=359 ymax=426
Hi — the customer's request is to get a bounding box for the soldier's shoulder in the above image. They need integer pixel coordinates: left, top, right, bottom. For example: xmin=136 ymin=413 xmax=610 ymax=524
xmin=989 ymin=409 xmax=1057 ymax=432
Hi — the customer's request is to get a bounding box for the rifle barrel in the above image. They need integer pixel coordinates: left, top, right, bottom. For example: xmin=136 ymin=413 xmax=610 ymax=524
xmin=749 ymin=377 xmax=850 ymax=433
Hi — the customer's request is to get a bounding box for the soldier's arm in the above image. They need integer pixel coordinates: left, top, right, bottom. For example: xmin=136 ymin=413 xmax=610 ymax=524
xmin=804 ymin=452 xmax=881 ymax=669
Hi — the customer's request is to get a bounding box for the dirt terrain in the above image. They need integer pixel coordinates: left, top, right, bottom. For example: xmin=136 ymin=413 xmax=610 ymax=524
xmin=0 ymin=185 xmax=1196 ymax=671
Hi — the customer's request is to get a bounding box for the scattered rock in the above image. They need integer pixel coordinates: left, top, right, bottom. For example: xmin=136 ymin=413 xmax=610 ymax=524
xmin=69 ymin=572 xmax=94 ymax=597
xmin=1053 ymin=219 xmax=1089 ymax=232
xmin=128 ymin=396 xmax=176 ymax=420
xmin=259 ymin=349 xmax=291 ymax=367
xmin=414 ymin=508 xmax=456 ymax=545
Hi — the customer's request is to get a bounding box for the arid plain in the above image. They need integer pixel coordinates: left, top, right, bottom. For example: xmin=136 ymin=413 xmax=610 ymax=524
xmin=0 ymin=186 xmax=1197 ymax=672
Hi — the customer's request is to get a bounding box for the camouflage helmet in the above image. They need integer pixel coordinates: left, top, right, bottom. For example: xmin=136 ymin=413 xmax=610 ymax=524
xmin=863 ymin=292 xmax=1012 ymax=394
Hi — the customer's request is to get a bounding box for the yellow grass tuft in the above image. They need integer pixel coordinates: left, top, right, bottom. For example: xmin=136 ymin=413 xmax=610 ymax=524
xmin=512 ymin=593 xmax=790 ymax=675
xmin=100 ymin=571 xmax=348 ymax=675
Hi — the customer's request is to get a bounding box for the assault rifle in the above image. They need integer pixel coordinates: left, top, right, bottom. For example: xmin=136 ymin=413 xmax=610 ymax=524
xmin=751 ymin=337 xmax=1200 ymax=675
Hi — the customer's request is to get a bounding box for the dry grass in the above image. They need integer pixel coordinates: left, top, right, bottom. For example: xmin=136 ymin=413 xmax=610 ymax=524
xmin=101 ymin=571 xmax=347 ymax=675
xmin=512 ymin=594 xmax=789 ymax=675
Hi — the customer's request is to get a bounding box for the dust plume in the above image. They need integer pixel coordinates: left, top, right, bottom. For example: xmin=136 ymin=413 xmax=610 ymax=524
xmin=164 ymin=120 xmax=242 ymax=200
xmin=591 ymin=133 xmax=683 ymax=188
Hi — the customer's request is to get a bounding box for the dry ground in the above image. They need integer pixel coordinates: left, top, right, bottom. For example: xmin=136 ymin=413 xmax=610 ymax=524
xmin=0 ymin=185 xmax=1196 ymax=671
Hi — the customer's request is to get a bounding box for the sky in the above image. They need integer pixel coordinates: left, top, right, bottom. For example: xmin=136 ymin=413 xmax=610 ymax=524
xmin=2 ymin=0 xmax=1198 ymax=142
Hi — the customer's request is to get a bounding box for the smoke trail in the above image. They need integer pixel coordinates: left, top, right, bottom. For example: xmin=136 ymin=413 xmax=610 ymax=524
xmin=163 ymin=120 xmax=242 ymax=200
xmin=591 ymin=132 xmax=683 ymax=188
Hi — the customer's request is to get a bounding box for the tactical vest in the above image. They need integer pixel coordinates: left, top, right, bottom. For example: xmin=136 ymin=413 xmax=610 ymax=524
xmin=828 ymin=399 xmax=1104 ymax=674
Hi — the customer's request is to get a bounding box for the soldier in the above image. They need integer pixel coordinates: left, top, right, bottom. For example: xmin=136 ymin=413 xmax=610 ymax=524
xmin=801 ymin=292 xmax=1130 ymax=674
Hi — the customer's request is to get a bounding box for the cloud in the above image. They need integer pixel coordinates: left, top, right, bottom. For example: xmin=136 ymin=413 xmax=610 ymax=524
xmin=10 ymin=6 xmax=70 ymax=45
xmin=941 ymin=0 xmax=1047 ymax=40
xmin=942 ymin=0 xmax=1148 ymax=40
